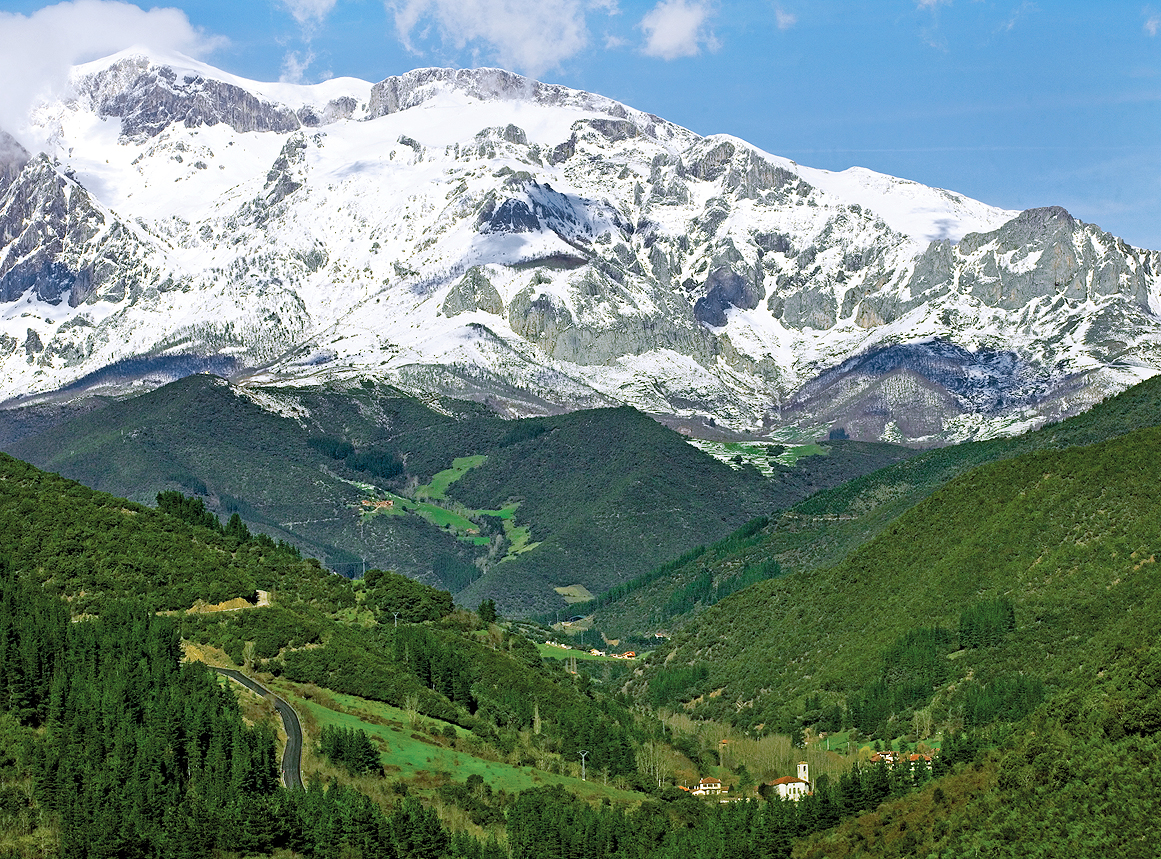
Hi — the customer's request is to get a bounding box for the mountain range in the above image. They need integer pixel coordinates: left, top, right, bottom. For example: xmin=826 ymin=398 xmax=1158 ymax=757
xmin=3 ymin=50 xmax=1160 ymax=443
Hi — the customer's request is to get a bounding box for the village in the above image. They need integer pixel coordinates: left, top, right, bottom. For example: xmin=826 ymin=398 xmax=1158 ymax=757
xmin=668 ymin=750 xmax=937 ymax=805
xmin=542 ymin=639 xmax=638 ymax=659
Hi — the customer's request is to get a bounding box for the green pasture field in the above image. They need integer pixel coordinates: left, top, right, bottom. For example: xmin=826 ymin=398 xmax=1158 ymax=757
xmin=361 ymin=461 xmax=530 ymax=550
xmin=415 ymin=455 xmax=488 ymax=501
xmin=780 ymin=442 xmax=828 ymax=464
xmin=804 ymin=730 xmax=941 ymax=756
xmin=499 ymin=517 xmax=538 ymax=558
xmin=275 ymin=683 xmax=643 ymax=802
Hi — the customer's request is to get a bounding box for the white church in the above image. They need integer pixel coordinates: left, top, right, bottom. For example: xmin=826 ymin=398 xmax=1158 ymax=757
xmin=768 ymin=762 xmax=811 ymax=801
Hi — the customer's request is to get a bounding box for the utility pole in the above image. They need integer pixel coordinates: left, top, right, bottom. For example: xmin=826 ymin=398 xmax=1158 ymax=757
xmin=579 ymin=750 xmax=590 ymax=781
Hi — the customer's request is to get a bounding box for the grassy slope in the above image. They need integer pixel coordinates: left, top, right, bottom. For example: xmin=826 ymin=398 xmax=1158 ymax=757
xmin=645 ymin=383 xmax=1161 ymax=729
xmin=278 ymin=683 xmax=642 ymax=803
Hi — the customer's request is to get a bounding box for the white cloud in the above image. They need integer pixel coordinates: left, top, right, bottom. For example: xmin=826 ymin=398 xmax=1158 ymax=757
xmin=388 ymin=0 xmax=609 ymax=78
xmin=0 ymin=1 xmax=222 ymax=144
xmin=774 ymin=8 xmax=796 ymax=30
xmin=995 ymin=1 xmax=1034 ymax=33
xmin=281 ymin=0 xmax=340 ymax=27
xmin=1146 ymin=14 xmax=1161 ymax=36
xmin=280 ymin=50 xmax=315 ymax=83
xmin=639 ymin=0 xmax=716 ymax=60
xmin=916 ymin=0 xmax=949 ymax=8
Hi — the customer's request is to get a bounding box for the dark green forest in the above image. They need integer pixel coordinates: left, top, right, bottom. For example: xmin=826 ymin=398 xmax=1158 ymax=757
xmin=0 ymin=562 xmax=482 ymax=859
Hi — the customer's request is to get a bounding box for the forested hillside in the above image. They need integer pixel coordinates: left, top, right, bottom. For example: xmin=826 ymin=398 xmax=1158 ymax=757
xmin=5 ymin=375 xmax=913 ymax=614
xmin=642 ymin=420 xmax=1161 ymax=739
xmin=0 ymin=452 xmax=664 ymax=855
xmin=585 ymin=374 xmax=1161 ymax=641
xmin=4 ymin=377 xmax=1161 ymax=857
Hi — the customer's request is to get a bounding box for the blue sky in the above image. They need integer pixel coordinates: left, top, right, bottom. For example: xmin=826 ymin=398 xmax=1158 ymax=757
xmin=2 ymin=0 xmax=1160 ymax=248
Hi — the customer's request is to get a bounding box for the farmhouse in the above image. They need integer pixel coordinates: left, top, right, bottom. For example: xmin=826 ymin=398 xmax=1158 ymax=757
xmin=692 ymin=777 xmax=724 ymax=796
xmin=908 ymin=752 xmax=934 ymax=771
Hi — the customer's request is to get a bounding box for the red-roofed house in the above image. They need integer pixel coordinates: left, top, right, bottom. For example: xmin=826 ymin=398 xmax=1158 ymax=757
xmin=692 ymin=776 xmax=724 ymax=795
xmin=908 ymin=753 xmax=933 ymax=772
xmin=768 ymin=762 xmax=810 ymax=801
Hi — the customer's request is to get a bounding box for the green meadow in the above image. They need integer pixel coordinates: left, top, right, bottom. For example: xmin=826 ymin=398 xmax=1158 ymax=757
xmin=359 ymin=456 xmax=535 ymax=553
xmin=274 ymin=682 xmax=644 ymax=803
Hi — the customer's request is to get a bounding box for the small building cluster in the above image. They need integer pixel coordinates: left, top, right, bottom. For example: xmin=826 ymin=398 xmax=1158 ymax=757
xmin=587 ymin=648 xmax=636 ymax=658
xmin=870 ymin=750 xmax=933 ymax=771
xmin=360 ymin=498 xmax=394 ymax=510
xmin=542 ymin=641 xmax=636 ymax=658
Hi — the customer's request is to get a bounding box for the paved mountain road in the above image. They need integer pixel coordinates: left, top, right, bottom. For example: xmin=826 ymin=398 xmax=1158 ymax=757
xmin=214 ymin=668 xmax=303 ymax=789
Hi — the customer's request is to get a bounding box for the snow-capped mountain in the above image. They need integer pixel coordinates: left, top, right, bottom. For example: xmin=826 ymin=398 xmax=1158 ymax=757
xmin=2 ymin=49 xmax=1159 ymax=443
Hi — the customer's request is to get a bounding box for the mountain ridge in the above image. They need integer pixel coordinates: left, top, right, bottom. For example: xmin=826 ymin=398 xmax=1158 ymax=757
xmin=0 ymin=51 xmax=1158 ymax=442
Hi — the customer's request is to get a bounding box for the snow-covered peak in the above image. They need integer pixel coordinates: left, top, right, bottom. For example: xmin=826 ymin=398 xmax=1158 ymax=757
xmin=56 ymin=52 xmax=1012 ymax=246
xmin=70 ymin=47 xmax=373 ymax=116
xmin=367 ymin=66 xmax=660 ymax=126
xmin=687 ymin=134 xmax=1016 ymax=245
xmin=794 ymin=164 xmax=1018 ymax=245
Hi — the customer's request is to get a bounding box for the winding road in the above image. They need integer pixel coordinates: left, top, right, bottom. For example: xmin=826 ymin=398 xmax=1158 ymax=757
xmin=214 ymin=668 xmax=304 ymax=789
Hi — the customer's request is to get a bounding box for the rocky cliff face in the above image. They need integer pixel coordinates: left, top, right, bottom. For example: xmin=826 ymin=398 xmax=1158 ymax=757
xmin=0 ymin=153 xmax=159 ymax=310
xmin=72 ymin=55 xmax=359 ymax=139
xmin=1 ymin=50 xmax=1159 ymax=443
xmin=0 ymin=131 xmax=30 ymax=196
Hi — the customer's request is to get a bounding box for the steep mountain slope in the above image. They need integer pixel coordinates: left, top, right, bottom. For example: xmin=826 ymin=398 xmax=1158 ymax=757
xmin=7 ymin=373 xmax=913 ymax=614
xmin=1 ymin=51 xmax=1158 ymax=442
xmin=637 ymin=376 xmax=1161 ymax=732
xmin=589 ymin=372 xmax=1161 ymax=640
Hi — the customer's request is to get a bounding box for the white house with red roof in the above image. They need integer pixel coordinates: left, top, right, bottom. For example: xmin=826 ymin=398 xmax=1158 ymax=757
xmin=692 ymin=776 xmax=724 ymax=795
xmin=769 ymin=762 xmax=810 ymax=801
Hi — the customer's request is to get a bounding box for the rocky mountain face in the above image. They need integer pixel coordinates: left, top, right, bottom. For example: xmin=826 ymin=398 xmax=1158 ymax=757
xmin=2 ymin=49 xmax=1159 ymax=443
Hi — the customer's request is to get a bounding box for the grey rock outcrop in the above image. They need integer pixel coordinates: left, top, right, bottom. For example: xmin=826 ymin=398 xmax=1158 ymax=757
xmin=0 ymin=131 xmax=30 ymax=196
xmin=442 ymin=268 xmax=504 ymax=316
xmin=264 ymin=135 xmax=308 ymax=206
xmin=693 ymin=266 xmax=763 ymax=327
xmin=955 ymin=206 xmax=1150 ymax=310
xmin=297 ymin=96 xmax=357 ymax=127
xmin=484 ymin=199 xmax=540 ymax=234
xmin=75 ymin=56 xmax=302 ymax=138
xmin=0 ymin=155 xmax=152 ymax=306
xmin=22 ymin=328 xmax=43 ymax=356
